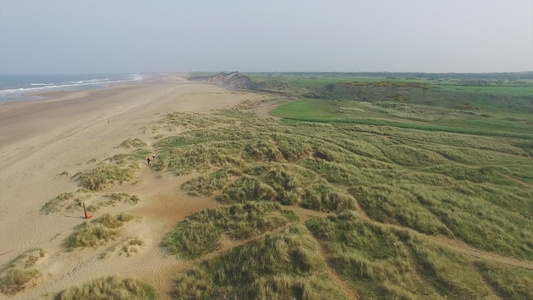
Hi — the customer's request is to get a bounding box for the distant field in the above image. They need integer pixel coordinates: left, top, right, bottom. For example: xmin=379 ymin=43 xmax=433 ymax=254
xmin=271 ymin=98 xmax=533 ymax=139
xmin=438 ymin=85 xmax=533 ymax=96
xmin=262 ymin=73 xmax=532 ymax=139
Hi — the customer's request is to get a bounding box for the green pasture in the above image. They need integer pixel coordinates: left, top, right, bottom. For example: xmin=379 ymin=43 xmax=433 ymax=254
xmin=271 ymin=98 xmax=533 ymax=139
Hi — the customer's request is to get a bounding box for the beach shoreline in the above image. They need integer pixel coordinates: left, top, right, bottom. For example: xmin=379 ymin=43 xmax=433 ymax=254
xmin=0 ymin=74 xmax=268 ymax=299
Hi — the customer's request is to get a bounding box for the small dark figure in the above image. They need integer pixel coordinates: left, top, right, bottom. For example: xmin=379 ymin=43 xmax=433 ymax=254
xmin=147 ymin=157 xmax=151 ymax=166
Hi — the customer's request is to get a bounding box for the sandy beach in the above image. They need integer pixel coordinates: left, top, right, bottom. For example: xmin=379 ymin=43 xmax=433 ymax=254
xmin=0 ymin=74 xmax=271 ymax=299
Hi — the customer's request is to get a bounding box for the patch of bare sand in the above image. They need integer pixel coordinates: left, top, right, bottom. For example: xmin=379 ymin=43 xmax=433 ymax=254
xmin=0 ymin=75 xmax=270 ymax=299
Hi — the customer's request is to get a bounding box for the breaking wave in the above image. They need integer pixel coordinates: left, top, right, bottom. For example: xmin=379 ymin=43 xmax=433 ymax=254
xmin=0 ymin=74 xmax=144 ymax=104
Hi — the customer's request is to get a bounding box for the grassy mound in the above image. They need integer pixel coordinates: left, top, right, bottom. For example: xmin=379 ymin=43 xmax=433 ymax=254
xmin=474 ymin=261 xmax=533 ymax=299
xmin=381 ymin=144 xmax=450 ymax=166
xmin=154 ymin=110 xmax=532 ymax=260
xmin=142 ymin=111 xmax=239 ymax=134
xmin=63 ymin=213 xmax=135 ymax=250
xmin=171 ymin=225 xmax=347 ymax=299
xmin=153 ymin=142 xmax=246 ymax=174
xmin=0 ymin=248 xmax=45 ymax=296
xmin=301 ymin=182 xmax=354 ymax=212
xmin=41 ymin=192 xmax=78 ymax=214
xmin=162 ymin=202 xmax=295 ymax=259
xmin=53 ymin=276 xmax=157 ymax=300
xmin=306 ymin=212 xmax=522 ymax=299
xmin=41 ymin=191 xmax=141 ymax=214
xmin=181 ymin=168 xmax=242 ymax=196
xmin=119 ymin=138 xmax=147 ymax=149
xmin=216 ymin=171 xmax=356 ymax=212
xmin=73 ymin=148 xmax=148 ymax=191
xmin=349 ymin=185 xmax=451 ymax=235
xmin=181 ymin=161 xmax=356 ymax=212
xmin=87 ymin=193 xmax=140 ymax=212
xmin=76 ymin=164 xmax=138 ymax=191
xmin=217 ymin=175 xmax=278 ymax=203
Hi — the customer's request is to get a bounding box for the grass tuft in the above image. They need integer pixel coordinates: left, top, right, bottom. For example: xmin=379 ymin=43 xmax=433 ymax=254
xmin=76 ymin=164 xmax=138 ymax=191
xmin=0 ymin=248 xmax=45 ymax=296
xmin=53 ymin=276 xmax=157 ymax=300
xmin=307 ymin=213 xmax=497 ymax=299
xmin=0 ymin=269 xmax=41 ymax=296
xmin=162 ymin=202 xmax=292 ymax=259
xmin=171 ymin=225 xmax=347 ymax=299
xmin=119 ymin=138 xmax=147 ymax=149
xmin=474 ymin=261 xmax=533 ymax=299
xmin=63 ymin=213 xmax=135 ymax=250
xmin=41 ymin=192 xmax=76 ymax=214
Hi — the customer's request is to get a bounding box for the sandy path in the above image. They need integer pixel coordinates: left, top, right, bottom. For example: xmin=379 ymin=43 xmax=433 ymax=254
xmin=314 ymin=241 xmax=358 ymax=300
xmin=0 ymin=75 xmax=271 ymax=299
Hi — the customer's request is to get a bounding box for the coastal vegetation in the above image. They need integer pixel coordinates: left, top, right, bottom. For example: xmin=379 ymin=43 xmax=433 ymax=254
xmin=151 ymin=108 xmax=532 ymax=259
xmin=74 ymin=147 xmax=150 ymax=191
xmin=162 ymin=202 xmax=297 ymax=259
xmin=53 ymin=276 xmax=157 ymax=300
xmin=119 ymin=138 xmax=147 ymax=149
xmin=41 ymin=190 xmax=140 ymax=214
xmin=63 ymin=213 xmax=136 ymax=250
xmin=13 ymin=72 xmax=532 ymax=299
xmin=171 ymin=225 xmax=348 ymax=299
xmin=159 ymin=73 xmax=532 ymax=298
xmin=0 ymin=248 xmax=45 ymax=296
xmin=75 ymin=164 xmax=138 ymax=191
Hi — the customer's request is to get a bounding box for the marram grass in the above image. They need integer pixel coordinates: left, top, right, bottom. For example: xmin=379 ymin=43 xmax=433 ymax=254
xmin=75 ymin=164 xmax=138 ymax=191
xmin=53 ymin=276 xmax=157 ymax=300
xmin=63 ymin=213 xmax=135 ymax=250
xmin=171 ymin=225 xmax=347 ymax=299
xmin=162 ymin=202 xmax=293 ymax=259
xmin=156 ymin=109 xmax=532 ymax=260
xmin=0 ymin=248 xmax=45 ymax=296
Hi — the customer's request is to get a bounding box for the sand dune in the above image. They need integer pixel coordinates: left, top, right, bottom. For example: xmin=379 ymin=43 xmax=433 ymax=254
xmin=0 ymin=74 xmax=267 ymax=299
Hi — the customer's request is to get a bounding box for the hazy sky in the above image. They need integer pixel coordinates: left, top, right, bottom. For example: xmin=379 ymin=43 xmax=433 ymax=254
xmin=1 ymin=0 xmax=532 ymax=73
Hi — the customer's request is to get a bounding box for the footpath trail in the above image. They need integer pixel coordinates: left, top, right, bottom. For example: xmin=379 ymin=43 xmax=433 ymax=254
xmin=188 ymin=223 xmax=294 ymax=266
xmin=353 ymin=208 xmax=533 ymax=270
xmin=314 ymin=241 xmax=359 ymax=300
xmin=290 ymin=203 xmax=533 ymax=270
xmin=185 ymin=214 xmax=359 ymax=300
xmin=430 ymin=235 xmax=533 ymax=270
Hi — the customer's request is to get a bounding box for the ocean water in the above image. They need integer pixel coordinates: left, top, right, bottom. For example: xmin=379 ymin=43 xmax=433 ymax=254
xmin=0 ymin=73 xmax=143 ymax=104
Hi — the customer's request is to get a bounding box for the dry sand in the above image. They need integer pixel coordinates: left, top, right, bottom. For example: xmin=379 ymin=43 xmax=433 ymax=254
xmin=0 ymin=74 xmax=272 ymax=299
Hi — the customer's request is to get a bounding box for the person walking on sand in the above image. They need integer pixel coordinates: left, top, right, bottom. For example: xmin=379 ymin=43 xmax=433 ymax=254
xmin=147 ymin=157 xmax=151 ymax=166
xmin=152 ymin=153 xmax=156 ymax=161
